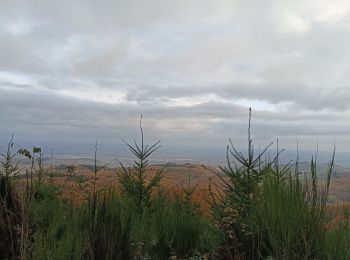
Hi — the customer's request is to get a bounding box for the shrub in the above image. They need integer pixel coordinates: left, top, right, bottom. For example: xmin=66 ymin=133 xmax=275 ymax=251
xmin=209 ymin=108 xmax=340 ymax=260
xmin=132 ymin=192 xmax=219 ymax=259
xmin=83 ymin=191 xmax=132 ymax=260
xmin=0 ymin=136 xmax=22 ymax=259
xmin=30 ymin=183 xmax=85 ymax=260
xmin=254 ymin=153 xmax=335 ymax=259
xmin=325 ymin=207 xmax=350 ymax=259
xmin=118 ymin=115 xmax=165 ymax=218
xmin=209 ymin=109 xmax=276 ymax=259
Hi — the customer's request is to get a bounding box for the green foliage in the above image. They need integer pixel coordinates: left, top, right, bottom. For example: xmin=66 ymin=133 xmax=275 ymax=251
xmin=148 ymin=195 xmax=210 ymax=259
xmin=254 ymin=159 xmax=335 ymax=259
xmin=0 ymin=136 xmax=21 ymax=208
xmin=30 ymin=184 xmax=85 ymax=260
xmin=33 ymin=147 xmax=46 ymax=186
xmin=119 ymin=191 xmax=219 ymax=259
xmin=28 ymin=184 xmax=214 ymax=260
xmin=325 ymin=208 xmax=350 ymax=259
xmin=209 ymin=109 xmax=276 ymax=259
xmin=0 ymin=136 xmax=23 ymax=260
xmin=3 ymin=112 xmax=350 ymax=259
xmin=119 ymin=115 xmax=164 ymax=218
xmin=65 ymin=163 xmax=78 ymax=181
xmin=30 ymin=185 xmax=132 ymax=260
xmin=82 ymin=191 xmax=132 ymax=260
xmin=209 ymin=109 xmax=338 ymax=259
xmin=0 ymin=135 xmax=21 ymax=180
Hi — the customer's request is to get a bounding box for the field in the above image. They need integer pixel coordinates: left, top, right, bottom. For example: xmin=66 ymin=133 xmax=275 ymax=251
xmin=32 ymin=162 xmax=350 ymax=214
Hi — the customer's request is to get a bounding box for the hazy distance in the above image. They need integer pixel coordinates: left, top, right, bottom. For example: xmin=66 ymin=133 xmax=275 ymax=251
xmin=1 ymin=0 xmax=350 ymax=163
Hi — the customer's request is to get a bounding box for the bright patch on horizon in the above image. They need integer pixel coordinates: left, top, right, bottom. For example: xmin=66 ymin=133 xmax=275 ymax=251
xmin=0 ymin=71 xmax=36 ymax=87
xmin=234 ymin=99 xmax=286 ymax=112
xmin=164 ymin=95 xmax=216 ymax=107
xmin=57 ymin=88 xmax=129 ymax=104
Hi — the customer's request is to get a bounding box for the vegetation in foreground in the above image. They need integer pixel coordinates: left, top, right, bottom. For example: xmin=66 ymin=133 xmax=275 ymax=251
xmin=1 ymin=113 xmax=350 ymax=260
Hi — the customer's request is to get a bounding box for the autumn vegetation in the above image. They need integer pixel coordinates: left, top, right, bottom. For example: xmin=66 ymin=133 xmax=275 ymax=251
xmin=1 ymin=113 xmax=350 ymax=259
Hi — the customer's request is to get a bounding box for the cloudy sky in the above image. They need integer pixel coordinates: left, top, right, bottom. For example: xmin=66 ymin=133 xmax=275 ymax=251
xmin=1 ymin=0 xmax=350 ymax=157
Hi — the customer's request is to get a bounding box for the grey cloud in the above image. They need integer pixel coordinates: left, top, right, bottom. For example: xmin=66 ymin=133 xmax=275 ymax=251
xmin=1 ymin=0 xmax=350 ymax=153
xmin=1 ymin=86 xmax=349 ymax=139
xmin=123 ymin=83 xmax=350 ymax=111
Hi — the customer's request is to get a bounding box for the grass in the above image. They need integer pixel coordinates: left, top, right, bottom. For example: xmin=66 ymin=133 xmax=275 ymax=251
xmin=1 ymin=112 xmax=350 ymax=259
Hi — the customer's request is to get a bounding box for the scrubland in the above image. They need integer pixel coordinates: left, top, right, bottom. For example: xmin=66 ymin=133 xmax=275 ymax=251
xmin=1 ymin=114 xmax=350 ymax=260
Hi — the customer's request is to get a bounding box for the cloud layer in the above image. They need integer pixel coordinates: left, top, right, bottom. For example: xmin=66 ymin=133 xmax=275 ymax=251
xmin=1 ymin=0 xmax=350 ymax=153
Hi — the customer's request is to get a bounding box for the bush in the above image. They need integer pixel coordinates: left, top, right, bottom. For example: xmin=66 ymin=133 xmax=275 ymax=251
xmin=118 ymin=116 xmax=164 ymax=218
xmin=3 ymin=112 xmax=350 ymax=259
xmin=125 ymin=191 xmax=219 ymax=259
xmin=209 ymin=109 xmax=337 ymax=259
xmin=254 ymin=162 xmax=334 ymax=259
xmin=30 ymin=185 xmax=132 ymax=260
xmin=209 ymin=109 xmax=275 ymax=259
xmin=150 ymin=196 xmax=208 ymax=259
xmin=324 ymin=207 xmax=350 ymax=259
xmin=30 ymin=184 xmax=85 ymax=260
xmin=0 ymin=136 xmax=22 ymax=259
xmin=79 ymin=192 xmax=131 ymax=260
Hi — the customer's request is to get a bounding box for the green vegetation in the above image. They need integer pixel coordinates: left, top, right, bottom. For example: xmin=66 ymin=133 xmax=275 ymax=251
xmin=1 ymin=113 xmax=350 ymax=259
xmin=118 ymin=116 xmax=165 ymax=219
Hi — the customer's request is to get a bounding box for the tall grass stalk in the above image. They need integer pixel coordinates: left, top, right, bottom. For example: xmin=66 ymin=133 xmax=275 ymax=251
xmin=254 ymin=151 xmax=335 ymax=259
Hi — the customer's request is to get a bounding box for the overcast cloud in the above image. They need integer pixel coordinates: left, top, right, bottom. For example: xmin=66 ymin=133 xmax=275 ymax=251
xmin=1 ymin=0 xmax=350 ymax=155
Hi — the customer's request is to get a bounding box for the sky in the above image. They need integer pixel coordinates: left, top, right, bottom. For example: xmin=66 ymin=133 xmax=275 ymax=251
xmin=1 ymin=0 xmax=350 ymax=159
